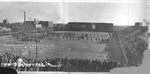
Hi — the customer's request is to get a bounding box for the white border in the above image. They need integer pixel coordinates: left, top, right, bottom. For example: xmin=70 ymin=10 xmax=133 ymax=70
xmin=0 ymin=0 xmax=144 ymax=3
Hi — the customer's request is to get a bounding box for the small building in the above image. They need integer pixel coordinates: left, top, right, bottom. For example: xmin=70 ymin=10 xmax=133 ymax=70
xmin=37 ymin=21 xmax=53 ymax=28
xmin=24 ymin=20 xmax=53 ymax=28
xmin=49 ymin=21 xmax=53 ymax=28
xmin=3 ymin=19 xmax=8 ymax=24
xmin=38 ymin=21 xmax=49 ymax=28
xmin=135 ymin=22 xmax=142 ymax=26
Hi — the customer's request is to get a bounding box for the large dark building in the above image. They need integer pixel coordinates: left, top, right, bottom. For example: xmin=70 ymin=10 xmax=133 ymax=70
xmin=64 ymin=22 xmax=113 ymax=32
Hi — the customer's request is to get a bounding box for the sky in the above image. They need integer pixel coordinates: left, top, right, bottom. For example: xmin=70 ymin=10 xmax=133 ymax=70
xmin=64 ymin=2 xmax=146 ymax=25
xmin=0 ymin=0 xmax=147 ymax=25
xmin=0 ymin=2 xmax=63 ymax=23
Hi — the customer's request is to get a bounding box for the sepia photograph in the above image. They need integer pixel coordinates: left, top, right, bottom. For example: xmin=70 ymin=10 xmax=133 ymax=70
xmin=0 ymin=0 xmax=148 ymax=74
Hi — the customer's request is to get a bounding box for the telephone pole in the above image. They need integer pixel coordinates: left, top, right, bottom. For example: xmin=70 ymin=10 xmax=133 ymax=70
xmin=34 ymin=18 xmax=38 ymax=60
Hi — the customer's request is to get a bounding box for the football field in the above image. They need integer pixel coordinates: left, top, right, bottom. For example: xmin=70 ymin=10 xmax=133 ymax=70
xmin=0 ymin=35 xmax=107 ymax=60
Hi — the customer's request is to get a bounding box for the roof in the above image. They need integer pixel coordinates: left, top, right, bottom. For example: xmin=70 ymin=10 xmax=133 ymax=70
xmin=65 ymin=22 xmax=114 ymax=32
xmin=68 ymin=22 xmax=113 ymax=24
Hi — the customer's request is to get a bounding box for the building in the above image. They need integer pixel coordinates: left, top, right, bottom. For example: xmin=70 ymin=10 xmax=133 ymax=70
xmin=26 ymin=20 xmax=54 ymax=28
xmin=49 ymin=22 xmax=114 ymax=43
xmin=64 ymin=22 xmax=113 ymax=32
xmin=49 ymin=21 xmax=53 ymax=28
xmin=53 ymin=23 xmax=64 ymax=31
xmin=135 ymin=22 xmax=142 ymax=26
xmin=36 ymin=24 xmax=42 ymax=28
xmin=3 ymin=19 xmax=8 ymax=24
xmin=38 ymin=21 xmax=49 ymax=28
xmin=24 ymin=20 xmax=52 ymax=28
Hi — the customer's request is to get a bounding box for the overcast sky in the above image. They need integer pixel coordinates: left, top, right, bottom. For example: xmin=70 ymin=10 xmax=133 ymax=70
xmin=0 ymin=1 xmax=147 ymax=25
xmin=64 ymin=2 xmax=146 ymax=25
xmin=0 ymin=2 xmax=63 ymax=23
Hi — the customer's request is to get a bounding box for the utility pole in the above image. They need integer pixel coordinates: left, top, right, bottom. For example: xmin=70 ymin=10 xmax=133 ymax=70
xmin=34 ymin=18 xmax=38 ymax=60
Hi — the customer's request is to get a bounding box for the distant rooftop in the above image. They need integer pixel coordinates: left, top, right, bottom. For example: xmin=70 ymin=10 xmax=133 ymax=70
xmin=64 ymin=22 xmax=114 ymax=32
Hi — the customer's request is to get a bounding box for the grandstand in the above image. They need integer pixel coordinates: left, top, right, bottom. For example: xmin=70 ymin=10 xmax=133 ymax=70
xmin=116 ymin=25 xmax=148 ymax=40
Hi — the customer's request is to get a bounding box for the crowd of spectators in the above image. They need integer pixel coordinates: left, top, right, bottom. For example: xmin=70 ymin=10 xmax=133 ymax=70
xmin=0 ymin=52 xmax=121 ymax=72
xmin=122 ymin=36 xmax=148 ymax=66
xmin=63 ymin=58 xmax=121 ymax=72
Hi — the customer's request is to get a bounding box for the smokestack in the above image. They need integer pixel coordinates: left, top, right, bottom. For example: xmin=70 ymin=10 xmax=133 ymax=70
xmin=34 ymin=18 xmax=37 ymax=27
xmin=24 ymin=11 xmax=26 ymax=24
xmin=34 ymin=18 xmax=36 ymax=25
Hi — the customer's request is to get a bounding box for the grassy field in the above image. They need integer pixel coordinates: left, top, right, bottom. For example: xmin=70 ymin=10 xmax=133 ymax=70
xmin=0 ymin=35 xmax=107 ymax=60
